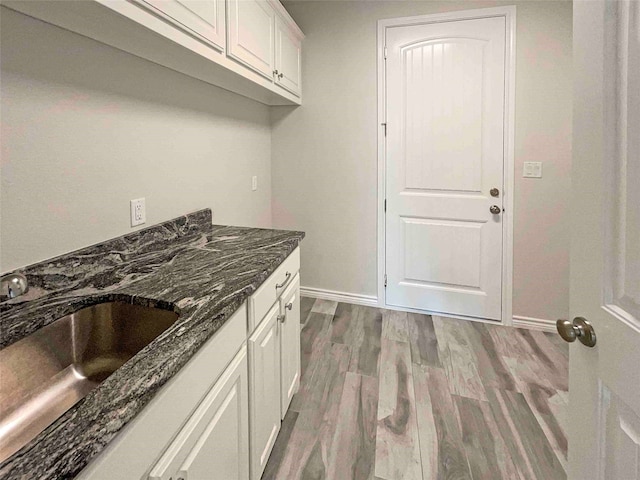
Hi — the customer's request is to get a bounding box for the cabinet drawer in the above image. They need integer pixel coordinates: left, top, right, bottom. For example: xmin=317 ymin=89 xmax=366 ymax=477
xmin=249 ymin=247 xmax=300 ymax=332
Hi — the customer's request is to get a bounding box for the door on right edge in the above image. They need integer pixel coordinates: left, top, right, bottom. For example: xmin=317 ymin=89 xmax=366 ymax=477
xmin=385 ymin=14 xmax=507 ymax=320
xmin=568 ymin=1 xmax=640 ymax=479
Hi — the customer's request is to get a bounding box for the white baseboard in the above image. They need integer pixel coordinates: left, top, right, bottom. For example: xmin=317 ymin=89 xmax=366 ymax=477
xmin=512 ymin=315 xmax=557 ymax=332
xmin=300 ymin=286 xmax=378 ymax=307
xmin=299 ymin=289 xmax=556 ymax=333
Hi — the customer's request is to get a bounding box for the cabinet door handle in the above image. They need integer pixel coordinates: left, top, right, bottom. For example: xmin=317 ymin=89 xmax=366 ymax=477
xmin=273 ymin=69 xmax=279 ymax=76
xmin=276 ymin=272 xmax=292 ymax=290
xmin=278 ymin=314 xmax=286 ymax=323
xmin=285 ymin=302 xmax=293 ymax=310
xmin=278 ymin=73 xmax=284 ymax=79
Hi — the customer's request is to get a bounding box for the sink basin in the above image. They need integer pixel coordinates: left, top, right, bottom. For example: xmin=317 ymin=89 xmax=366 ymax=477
xmin=0 ymin=301 xmax=179 ymax=462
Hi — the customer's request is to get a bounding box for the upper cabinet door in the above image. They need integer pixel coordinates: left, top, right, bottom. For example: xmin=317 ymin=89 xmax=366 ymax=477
xmin=227 ymin=0 xmax=275 ymax=80
xmin=274 ymin=16 xmax=302 ymax=96
xmin=142 ymin=0 xmax=226 ymax=52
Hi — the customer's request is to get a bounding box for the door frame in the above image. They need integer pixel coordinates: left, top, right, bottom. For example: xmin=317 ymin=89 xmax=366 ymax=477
xmin=376 ymin=6 xmax=517 ymax=324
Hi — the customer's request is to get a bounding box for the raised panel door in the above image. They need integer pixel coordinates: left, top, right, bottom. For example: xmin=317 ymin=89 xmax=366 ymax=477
xmin=274 ymin=16 xmax=301 ymax=96
xmin=385 ymin=16 xmax=507 ymax=320
xmin=279 ymin=274 xmax=300 ymax=419
xmin=569 ymin=1 xmax=640 ymax=478
xmin=142 ymin=0 xmax=225 ymax=51
xmin=248 ymin=303 xmax=281 ymax=480
xmin=148 ymin=346 xmax=249 ymax=480
xmin=227 ymin=0 xmax=274 ymax=80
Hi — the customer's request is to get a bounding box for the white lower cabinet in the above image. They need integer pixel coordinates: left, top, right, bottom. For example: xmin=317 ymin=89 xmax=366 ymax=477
xmin=247 ymin=252 xmax=301 ymax=480
xmin=279 ymin=274 xmax=300 ymax=419
xmin=75 ymin=305 xmax=248 ymax=480
xmin=75 ymin=250 xmax=301 ymax=480
xmin=149 ymin=347 xmax=249 ymax=480
xmin=248 ymin=303 xmax=282 ymax=480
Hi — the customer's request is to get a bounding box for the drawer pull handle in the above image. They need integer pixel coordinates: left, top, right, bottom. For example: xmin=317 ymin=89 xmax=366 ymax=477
xmin=285 ymin=302 xmax=293 ymax=310
xmin=276 ymin=272 xmax=292 ymax=289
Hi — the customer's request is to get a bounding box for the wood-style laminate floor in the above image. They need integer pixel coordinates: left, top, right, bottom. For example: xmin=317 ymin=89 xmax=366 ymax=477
xmin=263 ymin=298 xmax=568 ymax=480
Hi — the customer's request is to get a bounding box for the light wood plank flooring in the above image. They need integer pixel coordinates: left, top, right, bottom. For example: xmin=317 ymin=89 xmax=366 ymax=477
xmin=263 ymin=298 xmax=568 ymax=480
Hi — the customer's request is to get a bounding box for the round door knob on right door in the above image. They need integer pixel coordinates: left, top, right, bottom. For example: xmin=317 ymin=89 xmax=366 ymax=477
xmin=556 ymin=317 xmax=597 ymax=347
xmin=489 ymin=205 xmax=501 ymax=214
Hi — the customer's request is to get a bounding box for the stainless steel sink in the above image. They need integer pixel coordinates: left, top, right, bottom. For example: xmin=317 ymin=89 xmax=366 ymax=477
xmin=0 ymin=301 xmax=179 ymax=462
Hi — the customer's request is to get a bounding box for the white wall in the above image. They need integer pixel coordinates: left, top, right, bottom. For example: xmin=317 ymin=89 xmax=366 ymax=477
xmin=0 ymin=7 xmax=272 ymax=272
xmin=271 ymin=0 xmax=573 ymax=321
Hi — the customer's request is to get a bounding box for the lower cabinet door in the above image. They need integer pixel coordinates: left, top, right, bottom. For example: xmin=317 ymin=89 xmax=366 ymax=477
xmin=279 ymin=274 xmax=300 ymax=419
xmin=148 ymin=346 xmax=249 ymax=480
xmin=248 ymin=303 xmax=281 ymax=480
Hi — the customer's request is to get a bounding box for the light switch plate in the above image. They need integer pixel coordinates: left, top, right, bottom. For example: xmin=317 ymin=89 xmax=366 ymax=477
xmin=130 ymin=198 xmax=146 ymax=227
xmin=523 ymin=162 xmax=543 ymax=178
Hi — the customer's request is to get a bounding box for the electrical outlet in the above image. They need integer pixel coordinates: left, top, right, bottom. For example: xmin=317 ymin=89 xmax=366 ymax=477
xmin=252 ymin=176 xmax=258 ymax=191
xmin=130 ymin=198 xmax=146 ymax=227
xmin=523 ymin=162 xmax=543 ymax=178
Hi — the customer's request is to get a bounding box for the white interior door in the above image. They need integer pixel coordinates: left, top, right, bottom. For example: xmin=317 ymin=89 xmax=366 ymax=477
xmin=568 ymin=1 xmax=640 ymax=479
xmin=385 ymin=14 xmax=507 ymax=320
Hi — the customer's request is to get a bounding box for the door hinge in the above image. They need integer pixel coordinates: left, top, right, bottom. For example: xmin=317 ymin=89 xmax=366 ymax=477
xmin=384 ymin=46 xmax=388 ymax=59
xmin=384 ymin=274 xmax=387 ymax=288
xmin=384 ymin=199 xmax=387 ymax=212
xmin=381 ymin=123 xmax=387 ymax=136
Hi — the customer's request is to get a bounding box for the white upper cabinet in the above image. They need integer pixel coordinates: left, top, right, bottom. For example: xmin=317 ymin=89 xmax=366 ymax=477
xmin=3 ymin=0 xmax=303 ymax=105
xmin=227 ymin=0 xmax=304 ymax=96
xmin=141 ymin=0 xmax=226 ymax=52
xmin=227 ymin=0 xmax=275 ymax=80
xmin=274 ymin=15 xmax=302 ymax=96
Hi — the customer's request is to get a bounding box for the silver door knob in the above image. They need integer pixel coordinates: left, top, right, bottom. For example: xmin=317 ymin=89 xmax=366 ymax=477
xmin=490 ymin=188 xmax=500 ymax=197
xmin=556 ymin=317 xmax=596 ymax=347
xmin=489 ymin=205 xmax=501 ymax=214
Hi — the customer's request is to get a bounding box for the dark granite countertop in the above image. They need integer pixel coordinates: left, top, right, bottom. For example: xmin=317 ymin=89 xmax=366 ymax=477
xmin=0 ymin=209 xmax=304 ymax=479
